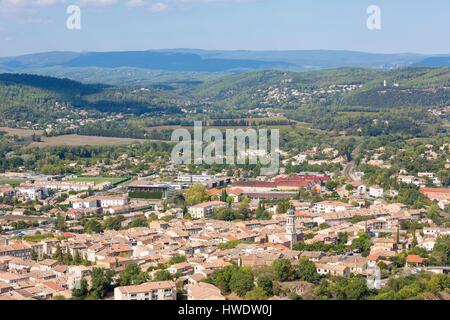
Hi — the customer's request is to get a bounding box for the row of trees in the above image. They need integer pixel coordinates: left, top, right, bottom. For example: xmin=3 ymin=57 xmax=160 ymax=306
xmin=72 ymin=257 xmax=188 ymax=300
xmin=205 ymin=259 xmax=321 ymax=300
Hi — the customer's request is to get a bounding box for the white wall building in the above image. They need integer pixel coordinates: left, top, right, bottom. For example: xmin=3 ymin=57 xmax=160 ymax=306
xmin=188 ymin=201 xmax=227 ymax=219
xmin=114 ymin=281 xmax=176 ymax=300
xmin=313 ymin=201 xmax=352 ymax=214
xmin=369 ymin=187 xmax=384 ymax=198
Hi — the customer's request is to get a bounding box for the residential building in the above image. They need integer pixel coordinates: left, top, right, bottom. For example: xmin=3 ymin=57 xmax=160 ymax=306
xmin=313 ymin=201 xmax=353 ymax=214
xmin=114 ymin=281 xmax=176 ymax=300
xmin=188 ymin=201 xmax=227 ymax=219
xmin=187 ymin=282 xmax=225 ymax=300
xmin=369 ymin=186 xmax=384 ymax=198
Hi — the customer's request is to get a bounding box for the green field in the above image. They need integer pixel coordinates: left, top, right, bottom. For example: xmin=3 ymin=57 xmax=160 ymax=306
xmin=68 ymin=176 xmax=130 ymax=185
xmin=0 ymin=178 xmax=25 ymax=186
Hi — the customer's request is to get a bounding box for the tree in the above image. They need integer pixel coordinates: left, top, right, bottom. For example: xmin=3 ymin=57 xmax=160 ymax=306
xmin=82 ymin=253 xmax=92 ymax=266
xmin=342 ymin=277 xmax=369 ymax=300
xmin=73 ymin=250 xmax=82 ymax=265
xmin=238 ymin=197 xmax=251 ymax=219
xmin=213 ymin=207 xmax=239 ymax=221
xmin=325 ymin=180 xmax=338 ymax=191
xmin=169 ymin=254 xmax=187 ymax=265
xmin=272 ymin=259 xmax=292 ymax=282
xmin=351 ymin=232 xmax=372 ymax=257
xmin=72 ymin=277 xmax=88 ymax=300
xmin=276 ymin=200 xmax=292 ymax=214
xmin=89 ymin=268 xmax=114 ymax=299
xmin=83 ymin=219 xmax=103 ymax=234
xmin=412 ymin=234 xmax=418 ymax=248
xmin=53 ymin=244 xmax=63 ymax=262
xmin=153 ymin=270 xmax=173 ymax=281
xmin=55 ymin=214 xmax=66 ymax=231
xmin=205 ymin=265 xmax=237 ymax=294
xmin=427 ymin=203 xmax=443 ymax=225
xmin=428 ymin=274 xmax=450 ymax=293
xmin=31 ymin=248 xmax=38 ymax=261
xmin=185 ymin=184 xmax=208 ymax=205
xmin=119 ymin=263 xmax=148 ymax=286
xmin=430 ymin=236 xmax=450 ymax=266
xmin=103 ymin=216 xmax=125 ymax=230
xmin=326 ymin=277 xmax=369 ymax=300
xmin=220 ymin=189 xmax=228 ymax=202
xmin=127 ymin=218 xmax=148 ymax=228
xmin=255 ymin=202 xmax=271 ymax=220
xmin=288 ymin=291 xmax=302 ymax=300
xmin=245 ymin=287 xmax=268 ymax=300
xmin=294 ymin=259 xmax=320 ymax=283
xmin=338 ymin=232 xmax=348 ymax=245
xmin=257 ymin=275 xmax=274 ymax=296
xmin=63 ymin=249 xmax=73 ymax=265
xmin=147 ymin=213 xmax=158 ymax=222
xmin=229 ymin=267 xmax=254 ymax=297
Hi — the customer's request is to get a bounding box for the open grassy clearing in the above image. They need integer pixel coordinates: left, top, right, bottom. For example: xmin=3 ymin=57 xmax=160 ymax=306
xmin=67 ymin=176 xmax=130 ymax=185
xmin=26 ymin=134 xmax=148 ymax=148
xmin=0 ymin=178 xmax=25 ymax=186
xmin=0 ymin=127 xmax=43 ymax=137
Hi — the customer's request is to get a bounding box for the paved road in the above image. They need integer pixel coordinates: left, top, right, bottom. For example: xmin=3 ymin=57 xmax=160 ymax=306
xmin=343 ymin=144 xmax=362 ymax=182
xmin=343 ymin=161 xmax=357 ymax=182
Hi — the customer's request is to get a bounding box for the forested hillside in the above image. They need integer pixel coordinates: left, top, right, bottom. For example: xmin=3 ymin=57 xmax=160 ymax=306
xmin=1 ymin=67 xmax=449 ymax=138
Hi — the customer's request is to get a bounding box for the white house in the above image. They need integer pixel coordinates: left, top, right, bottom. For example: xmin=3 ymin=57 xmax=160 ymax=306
xmin=71 ymin=197 xmax=98 ymax=209
xmin=15 ymin=186 xmax=46 ymax=202
xmin=369 ymin=186 xmax=384 ymax=198
xmin=188 ymin=201 xmax=227 ymax=219
xmin=114 ymin=281 xmax=176 ymax=300
xmin=71 ymin=196 xmax=128 ymax=209
xmin=97 ymin=196 xmax=128 ymax=208
xmin=313 ymin=201 xmax=352 ymax=214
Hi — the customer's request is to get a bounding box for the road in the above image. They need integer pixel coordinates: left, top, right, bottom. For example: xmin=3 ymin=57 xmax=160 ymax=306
xmin=343 ymin=144 xmax=362 ymax=182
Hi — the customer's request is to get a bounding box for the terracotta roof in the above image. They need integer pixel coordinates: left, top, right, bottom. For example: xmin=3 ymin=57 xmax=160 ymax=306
xmin=368 ymin=254 xmax=380 ymax=261
xmin=116 ymin=281 xmax=175 ymax=294
xmin=191 ymin=201 xmax=226 ymax=209
xmin=406 ymin=255 xmax=425 ymax=263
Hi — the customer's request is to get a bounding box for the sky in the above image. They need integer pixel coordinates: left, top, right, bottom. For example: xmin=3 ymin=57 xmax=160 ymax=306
xmin=0 ymin=0 xmax=450 ymax=57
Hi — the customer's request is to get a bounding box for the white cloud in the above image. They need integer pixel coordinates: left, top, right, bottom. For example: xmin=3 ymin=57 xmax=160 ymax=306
xmin=34 ymin=0 xmax=64 ymax=6
xmin=0 ymin=0 xmax=64 ymax=7
xmin=77 ymin=0 xmax=118 ymax=6
xmin=150 ymin=1 xmax=167 ymax=12
xmin=145 ymin=0 xmax=265 ymax=13
xmin=164 ymin=0 xmax=264 ymax=4
xmin=125 ymin=0 xmax=145 ymax=7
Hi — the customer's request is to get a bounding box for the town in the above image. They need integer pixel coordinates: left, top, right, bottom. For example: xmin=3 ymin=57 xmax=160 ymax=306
xmin=0 ymin=140 xmax=448 ymax=301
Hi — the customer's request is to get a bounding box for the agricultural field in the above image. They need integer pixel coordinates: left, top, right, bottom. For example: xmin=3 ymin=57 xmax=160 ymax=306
xmin=27 ymin=134 xmax=147 ymax=148
xmin=0 ymin=127 xmax=43 ymax=138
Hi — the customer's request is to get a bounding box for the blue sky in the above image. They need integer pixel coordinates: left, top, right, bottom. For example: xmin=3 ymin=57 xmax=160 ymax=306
xmin=1 ymin=0 xmax=450 ymax=57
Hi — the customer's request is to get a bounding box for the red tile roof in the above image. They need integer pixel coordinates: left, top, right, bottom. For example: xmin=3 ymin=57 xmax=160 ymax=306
xmin=406 ymin=255 xmax=425 ymax=263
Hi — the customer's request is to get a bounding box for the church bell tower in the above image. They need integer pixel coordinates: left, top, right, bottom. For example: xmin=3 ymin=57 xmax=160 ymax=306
xmin=286 ymin=209 xmax=296 ymax=250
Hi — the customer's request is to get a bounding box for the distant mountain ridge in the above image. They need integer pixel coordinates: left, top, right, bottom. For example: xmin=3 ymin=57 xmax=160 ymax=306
xmin=414 ymin=56 xmax=450 ymax=68
xmin=0 ymin=49 xmax=447 ymax=73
